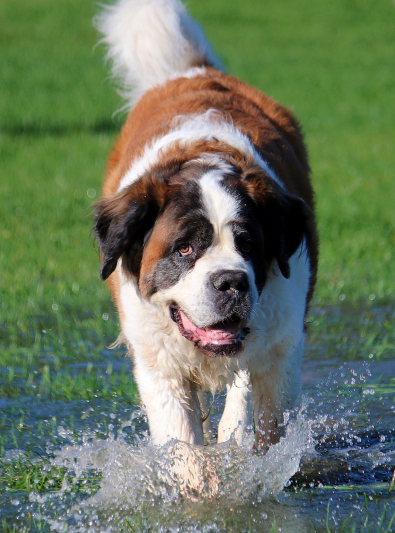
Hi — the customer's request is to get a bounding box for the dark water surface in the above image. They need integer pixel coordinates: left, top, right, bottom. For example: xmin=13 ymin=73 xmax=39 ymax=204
xmin=1 ymin=305 xmax=394 ymax=532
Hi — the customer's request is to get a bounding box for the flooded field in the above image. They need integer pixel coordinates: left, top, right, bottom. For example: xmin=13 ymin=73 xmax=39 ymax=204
xmin=1 ymin=304 xmax=394 ymax=532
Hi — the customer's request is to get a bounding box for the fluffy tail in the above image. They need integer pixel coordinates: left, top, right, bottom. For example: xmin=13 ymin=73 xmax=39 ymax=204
xmin=95 ymin=0 xmax=220 ymax=109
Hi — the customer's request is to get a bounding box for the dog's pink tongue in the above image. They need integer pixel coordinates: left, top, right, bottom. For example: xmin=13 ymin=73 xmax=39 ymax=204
xmin=179 ymin=310 xmax=240 ymax=346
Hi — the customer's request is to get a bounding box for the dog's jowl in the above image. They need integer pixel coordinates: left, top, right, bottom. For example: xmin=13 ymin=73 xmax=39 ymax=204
xmin=94 ymin=0 xmax=318 ymax=451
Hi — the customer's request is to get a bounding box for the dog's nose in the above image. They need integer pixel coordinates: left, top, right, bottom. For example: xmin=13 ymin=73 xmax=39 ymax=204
xmin=210 ymin=270 xmax=249 ymax=294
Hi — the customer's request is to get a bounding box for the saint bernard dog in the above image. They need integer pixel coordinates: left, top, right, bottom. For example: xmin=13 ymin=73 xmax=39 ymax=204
xmin=94 ymin=0 xmax=318 ymax=452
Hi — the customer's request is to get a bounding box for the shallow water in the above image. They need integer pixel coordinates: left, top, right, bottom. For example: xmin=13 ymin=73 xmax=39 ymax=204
xmin=1 ymin=305 xmax=395 ymax=532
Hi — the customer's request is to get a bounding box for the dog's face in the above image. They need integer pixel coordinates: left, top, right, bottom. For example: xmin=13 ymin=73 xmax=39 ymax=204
xmin=95 ymin=159 xmax=309 ymax=358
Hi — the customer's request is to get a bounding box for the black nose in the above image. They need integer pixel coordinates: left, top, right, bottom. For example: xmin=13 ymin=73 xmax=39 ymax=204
xmin=210 ymin=270 xmax=249 ymax=294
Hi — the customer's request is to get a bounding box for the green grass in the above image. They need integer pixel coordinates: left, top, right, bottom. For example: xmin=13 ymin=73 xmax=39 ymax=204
xmin=305 ymin=304 xmax=395 ymax=361
xmin=322 ymin=501 xmax=395 ymax=533
xmin=0 ymin=453 xmax=101 ymax=496
xmin=0 ymin=0 xmax=394 ymax=337
xmin=1 ymin=0 xmax=394 ymax=409
xmin=0 ymin=0 xmax=394 ymax=327
xmin=1 ymin=518 xmax=49 ymax=533
xmin=1 ymin=358 xmax=137 ymax=401
xmin=0 ymin=0 xmax=394 ymax=531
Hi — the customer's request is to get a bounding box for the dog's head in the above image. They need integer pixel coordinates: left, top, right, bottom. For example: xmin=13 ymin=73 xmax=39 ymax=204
xmin=95 ymin=158 xmax=310 ymax=358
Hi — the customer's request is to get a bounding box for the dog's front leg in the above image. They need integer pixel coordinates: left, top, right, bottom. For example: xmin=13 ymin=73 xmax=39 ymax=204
xmin=250 ymin=362 xmax=293 ymax=453
xmin=250 ymin=336 xmax=304 ymax=452
xmin=251 ymin=379 xmax=284 ymax=453
xmin=197 ymin=389 xmax=216 ymax=445
xmin=217 ymin=370 xmax=252 ymax=445
xmin=134 ymin=360 xmax=204 ymax=446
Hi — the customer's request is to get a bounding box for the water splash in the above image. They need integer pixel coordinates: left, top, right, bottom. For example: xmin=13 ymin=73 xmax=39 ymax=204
xmin=45 ymin=404 xmax=312 ymax=531
xmin=3 ymin=358 xmax=394 ymax=532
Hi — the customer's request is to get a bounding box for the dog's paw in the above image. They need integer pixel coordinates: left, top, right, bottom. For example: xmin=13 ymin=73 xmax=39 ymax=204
xmin=167 ymin=441 xmax=221 ymax=501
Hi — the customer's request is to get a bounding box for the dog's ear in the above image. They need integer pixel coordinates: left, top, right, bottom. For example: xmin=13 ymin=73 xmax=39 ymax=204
xmin=243 ymin=172 xmax=311 ymax=279
xmin=94 ymin=176 xmax=169 ymax=280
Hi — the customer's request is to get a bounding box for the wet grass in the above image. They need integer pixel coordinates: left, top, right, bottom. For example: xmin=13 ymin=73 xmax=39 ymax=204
xmin=305 ymin=304 xmax=395 ymax=361
xmin=1 ymin=518 xmax=48 ymax=533
xmin=0 ymin=456 xmax=102 ymax=499
xmin=1 ymin=336 xmax=394 ymax=532
xmin=1 ymin=352 xmax=137 ymax=402
xmin=322 ymin=501 xmax=395 ymax=533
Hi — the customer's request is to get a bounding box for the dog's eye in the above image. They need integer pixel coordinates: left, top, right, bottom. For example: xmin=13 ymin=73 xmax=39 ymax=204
xmin=178 ymin=244 xmax=193 ymax=256
xmin=241 ymin=242 xmax=251 ymax=253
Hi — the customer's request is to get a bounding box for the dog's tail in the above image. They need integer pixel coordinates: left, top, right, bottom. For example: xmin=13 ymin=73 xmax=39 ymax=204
xmin=95 ymin=0 xmax=220 ymax=109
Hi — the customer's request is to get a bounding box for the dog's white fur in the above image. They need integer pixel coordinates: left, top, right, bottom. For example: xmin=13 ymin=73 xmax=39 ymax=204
xmin=118 ymin=111 xmax=283 ymax=191
xmin=95 ymin=0 xmax=221 ymax=108
xmin=116 ymin=172 xmax=310 ymax=445
xmin=97 ymin=0 xmax=312 ymax=449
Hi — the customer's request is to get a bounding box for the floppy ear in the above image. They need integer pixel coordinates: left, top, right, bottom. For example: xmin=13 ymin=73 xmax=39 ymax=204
xmin=243 ymin=173 xmax=311 ymax=279
xmin=94 ymin=177 xmax=168 ymax=280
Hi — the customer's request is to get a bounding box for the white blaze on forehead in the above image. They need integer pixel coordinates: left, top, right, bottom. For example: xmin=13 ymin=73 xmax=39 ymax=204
xmin=151 ymin=167 xmax=258 ymax=328
xmin=199 ymin=170 xmax=239 ymax=238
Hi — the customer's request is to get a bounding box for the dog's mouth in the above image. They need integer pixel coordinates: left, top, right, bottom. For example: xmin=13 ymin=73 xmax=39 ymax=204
xmin=170 ymin=306 xmax=250 ymax=358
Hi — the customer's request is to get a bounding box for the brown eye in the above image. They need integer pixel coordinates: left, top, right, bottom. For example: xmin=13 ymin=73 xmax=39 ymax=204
xmin=241 ymin=243 xmax=251 ymax=253
xmin=178 ymin=244 xmax=193 ymax=256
